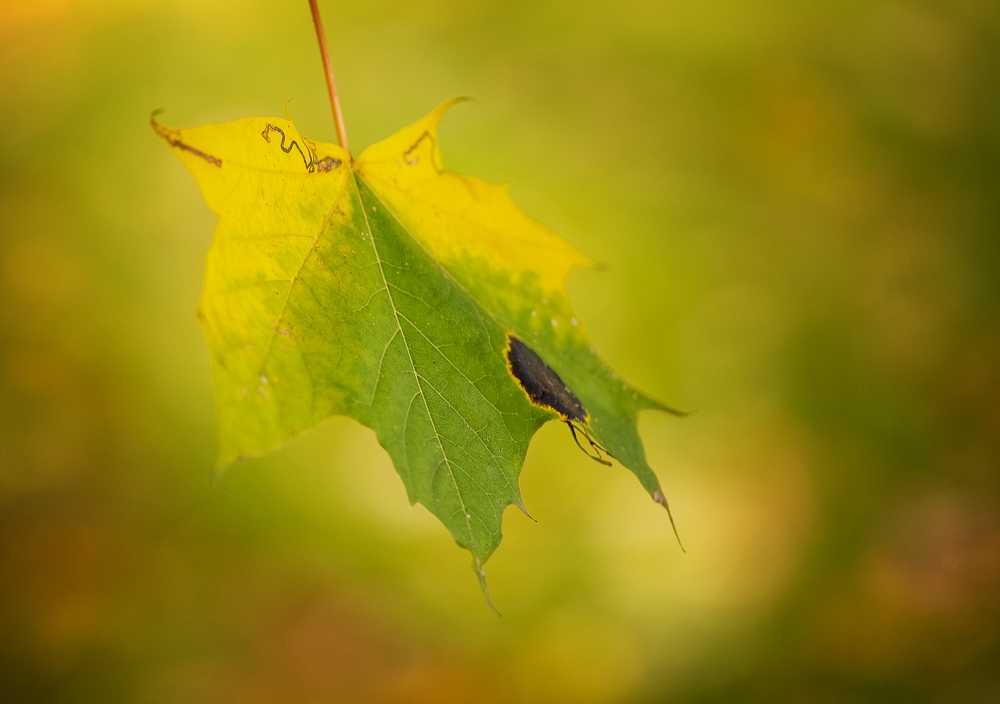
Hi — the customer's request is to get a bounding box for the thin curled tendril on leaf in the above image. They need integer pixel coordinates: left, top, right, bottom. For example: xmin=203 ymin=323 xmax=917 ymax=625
xmin=261 ymin=124 xmax=342 ymax=173
xmin=402 ymin=131 xmax=443 ymax=172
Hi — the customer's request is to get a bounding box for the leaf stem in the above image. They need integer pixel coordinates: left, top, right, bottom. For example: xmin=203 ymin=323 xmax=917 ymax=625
xmin=308 ymin=0 xmax=349 ymax=153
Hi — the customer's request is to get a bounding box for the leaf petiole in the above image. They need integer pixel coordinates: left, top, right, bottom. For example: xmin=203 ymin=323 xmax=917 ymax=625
xmin=307 ymin=0 xmax=349 ymax=153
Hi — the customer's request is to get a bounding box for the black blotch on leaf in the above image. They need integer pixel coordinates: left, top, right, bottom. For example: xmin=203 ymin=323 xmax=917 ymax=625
xmin=506 ymin=336 xmax=586 ymax=422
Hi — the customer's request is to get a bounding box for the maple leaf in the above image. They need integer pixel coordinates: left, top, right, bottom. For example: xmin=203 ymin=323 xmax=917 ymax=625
xmin=154 ymin=101 xmax=681 ymax=590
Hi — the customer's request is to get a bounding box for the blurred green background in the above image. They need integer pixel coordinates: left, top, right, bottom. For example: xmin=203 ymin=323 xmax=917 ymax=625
xmin=2 ymin=0 xmax=999 ymax=701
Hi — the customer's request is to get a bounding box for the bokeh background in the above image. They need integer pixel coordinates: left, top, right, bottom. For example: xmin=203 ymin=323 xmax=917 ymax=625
xmin=2 ymin=0 xmax=999 ymax=701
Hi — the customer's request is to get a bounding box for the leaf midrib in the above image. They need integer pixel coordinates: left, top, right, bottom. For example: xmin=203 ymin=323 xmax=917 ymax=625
xmin=357 ymin=175 xmax=531 ymax=516
xmin=354 ymin=175 xmax=477 ymax=549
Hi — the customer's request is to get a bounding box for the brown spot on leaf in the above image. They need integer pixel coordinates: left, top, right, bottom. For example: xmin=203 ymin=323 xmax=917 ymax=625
xmin=314 ymin=156 xmax=341 ymax=172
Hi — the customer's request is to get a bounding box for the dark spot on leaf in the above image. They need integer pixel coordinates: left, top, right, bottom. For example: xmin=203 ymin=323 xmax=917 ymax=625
xmin=506 ymin=335 xmax=586 ymax=422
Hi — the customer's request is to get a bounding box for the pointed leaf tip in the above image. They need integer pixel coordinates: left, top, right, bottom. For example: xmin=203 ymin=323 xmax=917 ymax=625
xmin=473 ymin=555 xmax=501 ymax=615
xmin=653 ymin=490 xmax=686 ymax=552
xmin=516 ymin=498 xmax=536 ymax=522
xmin=428 ymin=96 xmax=474 ymax=126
